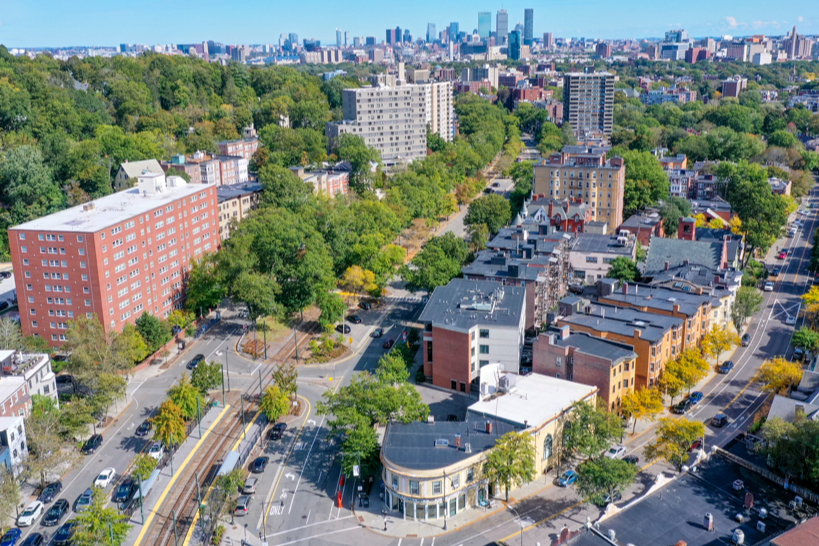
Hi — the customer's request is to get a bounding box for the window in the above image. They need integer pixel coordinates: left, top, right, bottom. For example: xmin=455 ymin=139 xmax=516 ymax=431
xmin=409 ymin=480 xmax=419 ymax=495
xmin=543 ymin=434 xmax=553 ymax=460
xmin=556 ymin=356 xmax=562 ymax=367
xmin=467 ymin=467 xmax=474 ymax=483
xmin=20 ymin=246 xmax=27 ymax=253
xmin=479 ymin=345 xmax=489 ymax=354
xmin=451 ymin=474 xmax=460 ymax=489
xmin=391 ymin=474 xmax=398 ymax=489
xmin=479 ymin=329 xmax=489 ymax=338
xmin=586 ymin=256 xmax=598 ymax=263
xmin=432 ymin=481 xmax=442 ymax=495
xmin=77 ymin=235 xmax=83 ymax=242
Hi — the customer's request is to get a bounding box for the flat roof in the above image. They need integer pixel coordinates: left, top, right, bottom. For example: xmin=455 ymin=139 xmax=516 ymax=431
xmin=553 ymin=331 xmax=637 ymax=365
xmin=10 ymin=182 xmax=209 ymax=233
xmin=419 ymin=279 xmax=525 ymax=331
xmin=559 ymin=303 xmax=683 ymax=343
xmin=0 ymin=377 xmax=25 ymax=403
xmin=571 ymin=233 xmax=634 ymax=256
xmin=216 ymin=182 xmax=263 ymax=204
xmin=602 ymin=283 xmax=714 ymax=317
xmin=467 ymin=373 xmax=597 ymax=428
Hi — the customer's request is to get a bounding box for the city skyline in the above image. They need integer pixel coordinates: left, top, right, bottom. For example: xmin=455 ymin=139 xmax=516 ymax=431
xmin=1 ymin=0 xmax=816 ymax=48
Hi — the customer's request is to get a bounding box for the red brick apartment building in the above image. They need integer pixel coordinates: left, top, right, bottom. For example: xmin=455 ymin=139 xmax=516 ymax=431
xmin=8 ymin=172 xmax=218 ymax=346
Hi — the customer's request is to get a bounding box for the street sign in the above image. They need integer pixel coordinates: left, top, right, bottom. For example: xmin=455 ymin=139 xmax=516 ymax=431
xmin=402 ymin=330 xmax=407 ymax=341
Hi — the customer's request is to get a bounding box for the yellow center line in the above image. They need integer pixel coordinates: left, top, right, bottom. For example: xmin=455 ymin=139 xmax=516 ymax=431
xmin=133 ymin=403 xmax=230 ymax=546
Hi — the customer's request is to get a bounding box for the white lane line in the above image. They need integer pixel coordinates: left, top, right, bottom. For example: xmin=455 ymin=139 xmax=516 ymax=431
xmin=265 ymin=515 xmax=355 ymax=538
xmin=288 ymin=418 xmax=325 ymax=514
xmin=268 ymin=526 xmax=359 ymax=546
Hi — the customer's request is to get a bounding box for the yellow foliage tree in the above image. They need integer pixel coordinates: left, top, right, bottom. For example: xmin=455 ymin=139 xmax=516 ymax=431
xmin=802 ymin=286 xmax=819 ymax=327
xmin=707 ymin=218 xmax=725 ymax=229
xmin=758 ymin=357 xmax=803 ymax=393
xmin=620 ymin=387 xmax=664 ymax=434
xmin=701 ymin=325 xmax=740 ymax=366
xmin=644 ymin=417 xmax=705 ymax=471
xmin=729 ymin=216 xmax=742 ymax=235
xmin=665 ymin=348 xmax=710 ymax=395
xmin=693 ymin=213 xmax=708 ymax=228
xmin=340 ymin=265 xmax=378 ymax=296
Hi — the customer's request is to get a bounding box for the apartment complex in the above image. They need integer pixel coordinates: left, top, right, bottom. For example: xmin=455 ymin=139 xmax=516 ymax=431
xmin=216 ymin=137 xmax=260 ymax=161
xmin=9 ymin=172 xmax=218 ymax=345
xmin=161 ymin=152 xmax=249 ymax=186
xmin=0 ymin=351 xmax=57 ymax=405
xmin=533 ymin=147 xmax=626 ymax=228
xmin=216 ymin=182 xmax=263 ymax=242
xmin=289 ymin=167 xmax=350 ymax=198
xmin=562 ymin=72 xmax=615 ymax=137
xmin=325 ymin=80 xmax=453 ymax=166
xmin=418 ymin=279 xmax=525 ymax=394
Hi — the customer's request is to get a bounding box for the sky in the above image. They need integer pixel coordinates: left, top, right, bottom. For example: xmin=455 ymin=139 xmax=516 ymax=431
xmin=1 ymin=0 xmax=817 ymax=48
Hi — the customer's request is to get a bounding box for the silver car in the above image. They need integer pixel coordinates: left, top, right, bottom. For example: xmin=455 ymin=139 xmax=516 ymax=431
xmin=242 ymin=477 xmax=258 ymax=495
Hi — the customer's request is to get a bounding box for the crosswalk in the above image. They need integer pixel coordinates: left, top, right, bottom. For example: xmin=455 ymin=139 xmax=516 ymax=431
xmin=383 ymin=296 xmax=425 ymax=304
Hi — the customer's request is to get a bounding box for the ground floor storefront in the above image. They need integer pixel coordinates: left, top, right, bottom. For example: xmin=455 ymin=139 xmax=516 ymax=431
xmin=384 ymin=482 xmax=490 ymax=520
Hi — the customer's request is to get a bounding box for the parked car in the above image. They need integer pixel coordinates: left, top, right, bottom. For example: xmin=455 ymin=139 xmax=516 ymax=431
xmin=568 ymin=283 xmax=585 ymax=295
xmin=778 ymin=250 xmax=787 ymax=259
xmin=0 ymin=271 xmax=11 ymax=279
xmin=595 ymin=491 xmax=622 ymax=507
xmin=358 ymin=301 xmax=372 ymax=311
xmin=772 ymin=267 xmax=781 ymax=276
xmin=251 ymin=456 xmax=269 ymax=473
xmin=794 ymin=347 xmax=806 ymax=361
xmin=94 ymin=468 xmax=116 ymax=489
xmin=81 ymin=434 xmax=103 ymax=455
xmin=763 ymin=281 xmax=774 ymax=292
xmin=242 ymin=477 xmax=258 ymax=495
xmin=114 ymin=478 xmax=136 ymax=504
xmin=336 ymin=324 xmax=351 ymax=334
xmin=712 ymin=413 xmax=729 ymax=428
xmin=0 ymin=302 xmax=9 ymax=312
xmin=186 ymin=354 xmax=205 ymax=370
xmin=604 ymin=445 xmax=626 ymax=459
xmin=372 ymin=328 xmax=383 ymax=338
xmin=557 ymin=470 xmax=577 ymax=487
xmin=382 ymin=339 xmax=394 ymax=349
xmin=674 ymin=399 xmax=693 ymax=414
xmin=719 ymin=361 xmax=735 ymax=374
xmin=234 ymin=496 xmax=252 ymax=516
xmin=53 ymin=522 xmax=77 ymax=546
xmin=483 ymin=187 xmax=493 ymax=194
xmin=20 ymin=535 xmax=43 ymax=546
xmin=347 ymin=315 xmax=362 ymax=324
xmin=269 ymin=423 xmax=287 ymax=441
xmin=75 ymin=488 xmax=94 ymax=513
xmin=786 ymin=315 xmax=796 ymax=325
xmin=623 ymin=455 xmax=639 ymax=465
xmin=135 ymin=420 xmax=152 ymax=437
xmin=492 ymin=181 xmax=501 ymax=188
xmin=689 ymin=439 xmax=703 ymax=452
xmin=689 ymin=392 xmax=704 ymax=405
xmin=38 ymin=482 xmax=62 ymax=504
xmin=0 ymin=529 xmax=21 ymax=546
xmin=42 ymin=499 xmax=69 ymax=526
xmin=55 ymin=374 xmax=73 ymax=385
xmin=741 ymin=333 xmax=751 ymax=347
xmin=17 ymin=501 xmax=44 ymax=526
xmin=148 ymin=442 xmax=164 ymax=460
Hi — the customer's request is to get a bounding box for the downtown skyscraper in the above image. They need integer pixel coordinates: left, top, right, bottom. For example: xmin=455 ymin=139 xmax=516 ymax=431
xmin=426 ymin=23 xmax=436 ymax=43
xmin=524 ymin=8 xmax=534 ymax=45
xmin=478 ymin=12 xmax=491 ymax=39
xmin=496 ymin=9 xmax=508 ymax=45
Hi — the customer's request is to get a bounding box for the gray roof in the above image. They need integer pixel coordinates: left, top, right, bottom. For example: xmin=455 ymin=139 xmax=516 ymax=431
xmin=621 ymin=211 xmax=661 ymax=229
xmin=216 ymin=182 xmax=263 ymax=204
xmin=461 ymin=250 xmax=553 ymax=282
xmin=559 ymin=302 xmax=683 ymax=343
xmin=487 ymin=227 xmax=571 ymax=256
xmin=418 ymin=279 xmax=525 ymax=331
xmin=644 ymin=236 xmax=722 ymax=275
xmin=525 ymin=198 xmax=590 ymax=221
xmin=648 ymin=263 xmax=743 ymax=292
xmin=551 ymin=331 xmax=637 ymax=365
xmin=381 ymin=420 xmax=518 ymax=471
xmin=117 ymin=159 xmax=163 ymax=179
xmin=767 ymin=394 xmax=819 ymax=423
xmin=601 ymin=283 xmax=714 ymax=317
xmin=570 ymin=233 xmax=634 ymax=256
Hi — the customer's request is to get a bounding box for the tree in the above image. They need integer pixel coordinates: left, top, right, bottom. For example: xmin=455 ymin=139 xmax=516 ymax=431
xmin=758 ymin=357 xmax=803 ymax=394
xmin=316 ymin=291 xmax=346 ymax=329
xmin=644 ymin=417 xmax=705 ymax=471
xmin=89 ymin=373 xmax=127 ymax=423
xmin=759 ymin=418 xmax=819 ymax=486
xmin=259 ymin=384 xmax=290 ymax=421
xmin=606 ymin=257 xmax=641 ymax=282
xmin=658 ymin=367 xmax=686 ymax=403
xmin=467 ymin=222 xmax=490 ymax=253
xmin=72 ymin=487 xmax=131 ymax=546
xmin=25 ymin=395 xmax=80 ymax=487
xmin=659 ymin=197 xmax=693 ymax=235
xmin=272 ymin=362 xmax=298 ymax=396
xmin=135 ymin=312 xmax=171 ymax=354
xmin=131 ymin=453 xmax=158 ymax=482
xmin=0 ymin=317 xmax=23 ymax=351
xmin=191 ymin=361 xmax=223 ymax=395
xmin=185 ymin=256 xmax=225 ymax=315
xmin=620 ymin=387 xmax=664 ymax=434
xmin=167 ymin=310 xmax=195 ymax=333
xmin=665 ymin=348 xmax=710 ymax=395
xmin=168 ymin=374 xmax=205 ymax=421
xmin=563 ymin=401 xmax=622 ymax=461
xmin=575 ymin=458 xmax=638 ymax=506
xmin=334 ymin=134 xmax=381 ymax=190
xmin=340 ymin=266 xmax=378 ymax=296
xmin=464 ymin=194 xmax=512 ymax=234
xmin=733 ymin=287 xmax=764 ymax=331
xmin=618 ymin=149 xmax=669 ymax=215
xmin=113 ymin=323 xmax=148 ymax=365
xmin=701 ymin=325 xmax=740 ymax=366
xmin=802 ymin=286 xmax=819 ymax=327
xmin=259 ymin=164 xmax=313 ymax=212
xmin=151 ymin=400 xmax=187 ymax=449
xmin=482 ymin=430 xmax=536 ymax=502
xmin=338 ymin=414 xmax=380 ymax=479
xmin=375 ymin=352 xmax=410 ymax=384
xmin=0 ymin=466 xmax=20 ymax=529
xmin=232 ymin=271 xmax=279 ymax=322
xmin=403 ymin=233 xmax=470 ymax=293
xmin=792 ymin=327 xmax=819 ymax=354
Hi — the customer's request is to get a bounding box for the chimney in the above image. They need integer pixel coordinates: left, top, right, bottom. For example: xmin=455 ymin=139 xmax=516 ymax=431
xmin=623 ymin=283 xmax=628 ymax=294
xmin=560 ymin=325 xmax=570 ymax=340
xmin=634 ymin=329 xmax=641 ymax=339
xmin=455 ymin=434 xmax=461 ymax=449
xmin=485 ymin=421 xmax=493 ymax=434
xmin=673 ymin=304 xmax=680 ymax=313
xmin=665 ymin=261 xmax=670 ymax=271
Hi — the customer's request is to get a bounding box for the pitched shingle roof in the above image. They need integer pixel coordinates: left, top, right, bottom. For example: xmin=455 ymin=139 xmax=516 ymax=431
xmin=644 ymin=236 xmax=722 ymax=276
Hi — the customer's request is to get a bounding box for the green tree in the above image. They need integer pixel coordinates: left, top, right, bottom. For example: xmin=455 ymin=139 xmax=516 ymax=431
xmin=334 ymin=134 xmax=381 ymax=190
xmin=467 ymin=223 xmax=490 ymax=253
xmin=792 ymin=327 xmax=819 ymax=354
xmin=168 ymin=374 xmax=205 ymax=421
xmin=232 ymin=271 xmax=279 ymax=322
xmin=338 ymin=415 xmax=380 ymax=479
xmin=191 ymin=361 xmax=224 ymax=395
xmin=316 ymin=291 xmax=346 ymax=329
xmin=620 ymin=387 xmax=664 ymax=434
xmin=563 ymin=401 xmax=622 ymax=461
xmin=700 ymin=325 xmax=740 ymax=366
xmin=259 ymin=164 xmax=313 ymax=212
xmin=606 ymin=257 xmax=641 ymax=282
xmin=113 ymin=323 xmax=148 ymax=365
xmin=25 ymin=395 xmax=81 ymax=486
xmin=151 ymin=400 xmax=187 ymax=448
xmin=732 ymin=287 xmax=764 ymax=331
xmin=73 ymin=487 xmax=132 ymax=546
xmin=167 ymin=310 xmax=195 ymax=332
xmin=659 ymin=196 xmax=693 ymax=235
xmin=482 ymin=430 xmax=536 ymax=502
xmin=259 ymin=384 xmax=290 ymax=421
xmin=644 ymin=417 xmax=705 ymax=471
xmin=135 ymin=312 xmax=171 ymax=354
xmin=185 ymin=256 xmax=226 ymax=316
xmin=0 ymin=317 xmax=23 ymax=351
xmin=0 ymin=466 xmax=20 ymax=529
xmin=464 ymin=194 xmax=512 ymax=234
xmin=131 ymin=453 xmax=158 ymax=482
xmin=375 ymin=352 xmax=410 ymax=384
xmin=617 ymin=149 xmax=669 ymax=215
xmin=272 ymin=362 xmax=298 ymax=396
xmin=575 ymin=457 xmax=638 ymax=505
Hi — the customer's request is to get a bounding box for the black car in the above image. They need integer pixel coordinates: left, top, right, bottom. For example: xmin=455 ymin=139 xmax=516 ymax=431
xmin=55 ymin=374 xmax=73 ymax=385
xmin=53 ymin=521 xmax=77 ymax=546
xmin=673 ymin=399 xmax=693 ymax=414
xmin=382 ymin=339 xmax=394 ymax=349
xmin=42 ymin=499 xmax=69 ymax=526
xmin=718 ymin=360 xmax=735 ymax=374
xmin=335 ymin=324 xmax=351 ymax=334
xmin=114 ymin=478 xmax=136 ymax=504
xmin=81 ymin=434 xmax=103 ymax=455
xmin=135 ymin=420 xmax=152 ymax=437
xmin=186 ymin=354 xmax=205 ymax=370
xmin=38 ymin=481 xmax=62 ymax=503
xmin=0 ymin=271 xmax=12 ymax=279
xmin=21 ymin=534 xmax=43 ymax=546
xmin=251 ymin=456 xmax=269 ymax=473
xmin=623 ymin=455 xmax=639 ymax=465
xmin=358 ymin=301 xmax=372 ymax=311
xmin=347 ymin=315 xmax=362 ymax=324
xmin=741 ymin=333 xmax=751 ymax=347
xmin=711 ymin=413 xmax=729 ymax=428
xmin=0 ymin=302 xmax=9 ymax=312
xmin=568 ymin=283 xmax=585 ymax=295
xmin=269 ymin=423 xmax=287 ymax=440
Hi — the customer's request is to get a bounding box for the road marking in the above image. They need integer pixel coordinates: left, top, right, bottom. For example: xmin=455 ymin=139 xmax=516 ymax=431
xmin=397 ymin=539 xmax=402 ymax=546
xmin=266 ymin=526 xmax=359 ymax=546
xmin=133 ymin=403 xmax=230 ymax=546
xmin=270 ymin=504 xmax=284 ymax=516
xmin=420 ymin=538 xmax=424 ymax=546
xmin=498 ymin=499 xmax=585 ymax=543
xmin=265 ymin=515 xmax=354 ymax=536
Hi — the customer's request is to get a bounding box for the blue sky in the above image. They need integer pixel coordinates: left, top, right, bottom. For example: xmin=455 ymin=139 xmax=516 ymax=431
xmin=1 ymin=0 xmax=816 ymax=48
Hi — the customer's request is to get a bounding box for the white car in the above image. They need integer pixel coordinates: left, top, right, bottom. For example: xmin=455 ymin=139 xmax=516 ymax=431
xmin=17 ymin=500 xmax=44 ymax=526
xmin=604 ymin=445 xmax=627 ymax=459
xmin=94 ymin=467 xmax=116 ymax=489
xmin=148 ymin=442 xmax=165 ymax=460
xmin=786 ymin=315 xmax=796 ymax=325
xmin=763 ymin=281 xmax=774 ymax=292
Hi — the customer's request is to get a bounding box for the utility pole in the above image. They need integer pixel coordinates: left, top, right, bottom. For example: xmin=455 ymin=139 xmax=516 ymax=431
xmin=196 ymin=397 xmax=202 ymax=438
xmin=240 ymin=395 xmax=247 ymax=439
xmin=258 ymin=368 xmax=263 ymax=399
xmin=171 ymin=509 xmax=178 ymax=546
xmin=220 ymin=364 xmax=226 ymax=406
xmin=109 ymin=522 xmax=114 ymax=546
xmin=138 ymin=475 xmax=144 ymax=524
xmin=263 ymin=324 xmax=268 ymax=360
xmin=225 ymin=349 xmax=231 ymax=391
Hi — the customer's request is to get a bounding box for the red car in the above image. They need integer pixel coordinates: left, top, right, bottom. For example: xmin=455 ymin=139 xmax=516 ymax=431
xmin=778 ymin=250 xmax=787 ymax=259
xmin=689 ymin=439 xmax=703 ymax=452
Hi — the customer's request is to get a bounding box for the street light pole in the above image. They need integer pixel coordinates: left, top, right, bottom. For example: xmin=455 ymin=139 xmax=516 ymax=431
xmin=240 ymin=395 xmax=247 ymax=439
xmin=225 ymin=349 xmax=231 ymax=391
xmin=258 ymin=368 xmax=263 ymax=399
xmin=196 ymin=397 xmax=202 ymax=438
xmin=138 ymin=475 xmax=144 ymax=524
xmin=220 ymin=364 xmax=226 ymax=406
xmin=195 ymin=471 xmax=203 ymax=529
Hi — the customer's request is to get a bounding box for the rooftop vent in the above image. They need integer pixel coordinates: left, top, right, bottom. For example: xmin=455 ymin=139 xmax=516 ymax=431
xmin=434 ymin=438 xmax=449 ymax=448
xmin=82 ymin=203 xmax=96 ymax=212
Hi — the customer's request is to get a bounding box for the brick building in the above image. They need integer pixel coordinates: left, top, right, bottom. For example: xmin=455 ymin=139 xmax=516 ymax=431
xmin=0 ymin=378 xmax=30 ymax=417
xmin=216 ymin=137 xmax=260 ymax=161
xmin=8 ymin=173 xmax=218 ymax=345
xmin=620 ymin=211 xmax=664 ymax=246
xmin=524 ymin=198 xmax=593 ymax=233
xmin=216 ymin=182 xmax=263 ymax=242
